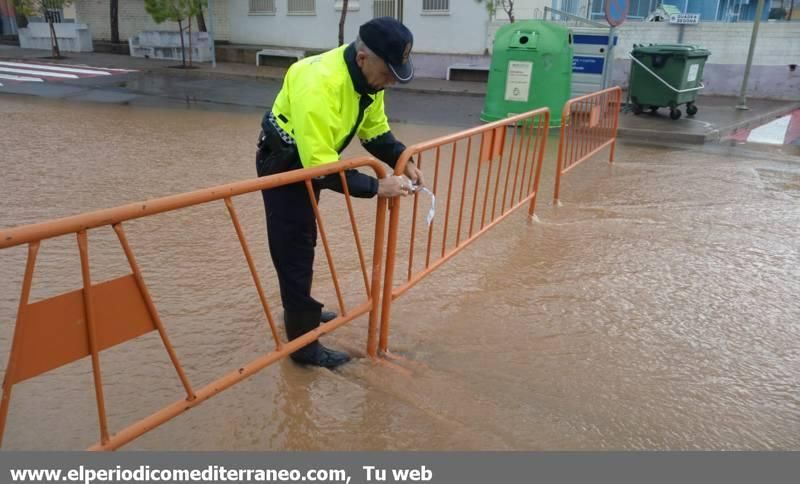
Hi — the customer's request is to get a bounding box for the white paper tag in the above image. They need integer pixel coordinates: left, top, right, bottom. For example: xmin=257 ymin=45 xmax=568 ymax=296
xmin=504 ymin=61 xmax=533 ymax=102
xmin=414 ymin=186 xmax=436 ymax=227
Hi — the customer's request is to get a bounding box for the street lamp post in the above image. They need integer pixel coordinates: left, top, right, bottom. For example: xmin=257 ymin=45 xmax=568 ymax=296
xmin=208 ymin=0 xmax=216 ymax=68
xmin=736 ymin=0 xmax=766 ymax=110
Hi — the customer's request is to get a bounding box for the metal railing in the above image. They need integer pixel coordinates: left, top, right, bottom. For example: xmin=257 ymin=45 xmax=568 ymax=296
xmin=1 ymin=108 xmax=566 ymax=449
xmin=377 ymin=108 xmax=551 ymax=355
xmin=0 ymin=158 xmax=388 ymax=451
xmin=553 ymin=86 xmax=622 ymax=204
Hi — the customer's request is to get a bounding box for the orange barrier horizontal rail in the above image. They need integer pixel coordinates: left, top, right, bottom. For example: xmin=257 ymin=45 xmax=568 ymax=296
xmin=0 ymin=157 xmax=387 ymax=451
xmin=376 ymin=108 xmax=551 ymax=355
xmin=553 ymin=86 xmax=622 ymax=204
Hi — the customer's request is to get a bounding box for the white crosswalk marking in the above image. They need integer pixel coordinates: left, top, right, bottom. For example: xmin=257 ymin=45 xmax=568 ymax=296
xmin=0 ymin=61 xmax=137 ymax=87
xmin=0 ymin=61 xmax=112 ymax=76
xmin=0 ymin=73 xmax=44 ymax=82
xmin=0 ymin=66 xmax=78 ymax=78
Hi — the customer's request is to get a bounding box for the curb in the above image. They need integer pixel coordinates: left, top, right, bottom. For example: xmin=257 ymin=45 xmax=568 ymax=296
xmin=618 ymin=102 xmax=800 ymax=145
xmin=0 ymin=50 xmax=486 ymax=99
xmin=712 ymin=102 xmax=800 ymax=142
xmin=141 ymin=64 xmax=487 ymax=98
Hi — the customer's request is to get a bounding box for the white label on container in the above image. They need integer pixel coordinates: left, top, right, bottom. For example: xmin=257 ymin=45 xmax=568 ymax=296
xmin=687 ymin=64 xmax=699 ymax=83
xmin=504 ymin=61 xmax=533 ymax=102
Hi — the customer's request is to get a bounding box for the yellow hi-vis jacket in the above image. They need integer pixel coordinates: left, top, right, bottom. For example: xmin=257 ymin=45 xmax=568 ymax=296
xmin=270 ymin=45 xmax=392 ymax=168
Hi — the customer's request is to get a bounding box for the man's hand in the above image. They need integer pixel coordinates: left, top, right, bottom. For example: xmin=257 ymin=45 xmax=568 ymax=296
xmin=404 ymin=160 xmax=425 ymax=188
xmin=378 ymin=175 xmax=414 ymax=198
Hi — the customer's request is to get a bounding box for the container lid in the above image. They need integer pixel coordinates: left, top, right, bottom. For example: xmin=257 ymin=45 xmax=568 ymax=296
xmin=632 ymin=43 xmax=711 ymax=56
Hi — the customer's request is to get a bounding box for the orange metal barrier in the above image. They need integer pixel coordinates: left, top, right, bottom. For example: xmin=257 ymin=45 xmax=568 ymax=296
xmin=377 ymin=108 xmax=551 ymax=355
xmin=553 ymin=86 xmax=622 ymax=204
xmin=0 ymin=158 xmax=387 ymax=451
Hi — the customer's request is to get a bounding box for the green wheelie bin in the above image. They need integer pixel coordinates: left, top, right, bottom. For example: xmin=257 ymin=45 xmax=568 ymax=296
xmin=628 ymin=44 xmax=710 ymax=120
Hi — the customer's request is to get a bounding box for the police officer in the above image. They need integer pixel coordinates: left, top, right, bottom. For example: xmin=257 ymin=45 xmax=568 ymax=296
xmin=256 ymin=17 xmax=424 ymax=369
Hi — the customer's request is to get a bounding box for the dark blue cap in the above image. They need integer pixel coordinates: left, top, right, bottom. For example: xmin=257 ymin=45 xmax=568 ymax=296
xmin=359 ymin=17 xmax=414 ymax=83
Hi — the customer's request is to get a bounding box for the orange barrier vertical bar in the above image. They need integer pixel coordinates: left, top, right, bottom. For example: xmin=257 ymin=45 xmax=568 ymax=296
xmin=529 ymin=112 xmax=550 ymax=217
xmin=77 ymin=231 xmax=111 ymax=445
xmin=490 ymin=126 xmax=510 ymax=221
xmin=0 ymin=241 xmax=39 ymax=447
xmin=366 ymin=196 xmax=387 ymax=358
xmin=554 ymin=107 xmax=569 ymax=204
xmin=455 ymin=136 xmax=472 ymax=246
xmin=480 ymin=143 xmax=494 ymax=230
xmin=610 ymin=89 xmax=620 ymax=162
xmin=425 ymin=147 xmax=441 ymax=268
xmin=338 ymin=172 xmax=371 ymax=295
xmin=113 ymin=224 xmax=198 ymax=397
xmin=581 ymin=100 xmax=590 ymax=161
xmin=469 ymin=135 xmax=485 ymax=238
xmin=527 ymin=115 xmax=542 ymax=213
xmin=222 ymin=199 xmax=282 ymax=349
xmin=505 ymin=120 xmax=528 ymax=214
xmin=518 ymin=116 xmax=537 ymax=205
xmin=441 ymin=142 xmax=458 ymax=257
xmin=566 ymin=105 xmax=576 ymax=173
xmin=407 ymin=153 xmax=423 ymax=281
xmin=304 ymin=180 xmax=347 ymax=317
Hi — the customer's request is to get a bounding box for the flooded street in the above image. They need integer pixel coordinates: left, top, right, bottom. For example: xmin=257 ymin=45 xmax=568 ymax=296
xmin=1 ymin=95 xmax=798 ymax=450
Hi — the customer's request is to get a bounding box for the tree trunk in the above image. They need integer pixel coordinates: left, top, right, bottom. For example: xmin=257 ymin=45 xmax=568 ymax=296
xmin=338 ymin=0 xmax=349 ymax=46
xmin=178 ymin=19 xmax=186 ymax=67
xmin=196 ymin=10 xmax=207 ymax=32
xmin=48 ymin=18 xmax=61 ymax=58
xmin=188 ymin=16 xmax=193 ymax=67
xmin=110 ymin=0 xmax=119 ymax=43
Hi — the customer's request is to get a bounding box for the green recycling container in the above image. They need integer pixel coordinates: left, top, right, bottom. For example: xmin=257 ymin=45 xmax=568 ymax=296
xmin=629 ymin=44 xmax=711 ymax=120
xmin=481 ymin=20 xmax=573 ymax=126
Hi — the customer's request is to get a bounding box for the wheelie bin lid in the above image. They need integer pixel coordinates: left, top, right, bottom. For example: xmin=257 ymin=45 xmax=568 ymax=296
xmin=632 ymin=44 xmax=711 ymax=57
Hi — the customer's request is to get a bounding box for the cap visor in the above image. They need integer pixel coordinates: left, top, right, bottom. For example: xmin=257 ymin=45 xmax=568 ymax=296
xmin=388 ymin=59 xmax=414 ymax=84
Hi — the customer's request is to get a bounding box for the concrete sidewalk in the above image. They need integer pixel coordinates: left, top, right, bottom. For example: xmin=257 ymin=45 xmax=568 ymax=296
xmin=617 ymin=94 xmax=800 ymax=144
xmin=2 ymin=45 xmax=798 ymax=144
xmin=0 ymin=45 xmax=487 ymax=97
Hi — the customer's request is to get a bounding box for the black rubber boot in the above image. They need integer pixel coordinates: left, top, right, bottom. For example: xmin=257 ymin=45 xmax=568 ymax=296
xmin=284 ymin=309 xmax=338 ymax=324
xmin=284 ymin=310 xmax=351 ymax=369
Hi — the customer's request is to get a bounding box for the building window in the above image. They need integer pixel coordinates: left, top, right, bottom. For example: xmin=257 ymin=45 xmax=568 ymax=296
xmin=335 ymin=1 xmax=359 ymax=11
xmin=374 ymin=0 xmax=397 ymax=18
xmin=589 ymin=0 xmax=660 ymax=21
xmin=44 ymin=9 xmax=63 ymax=23
xmin=288 ymin=0 xmax=316 ymax=15
xmin=423 ymin=0 xmax=449 ymax=14
xmin=249 ymin=0 xmax=276 ymax=15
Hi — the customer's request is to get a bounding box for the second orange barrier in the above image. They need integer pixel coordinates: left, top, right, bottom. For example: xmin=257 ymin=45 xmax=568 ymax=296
xmin=377 ymin=108 xmax=551 ymax=355
xmin=553 ymin=86 xmax=622 ymax=204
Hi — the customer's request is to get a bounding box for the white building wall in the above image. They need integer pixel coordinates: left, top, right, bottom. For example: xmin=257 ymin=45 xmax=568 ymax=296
xmin=74 ymin=0 xmax=230 ymax=42
xmin=488 ymin=19 xmax=800 ymax=66
xmin=402 ymin=1 xmax=488 ymax=55
xmin=227 ymin=0 xmax=370 ymax=51
xmin=228 ymin=1 xmax=489 ymax=55
xmin=492 ymin=0 xmax=553 ymax=20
